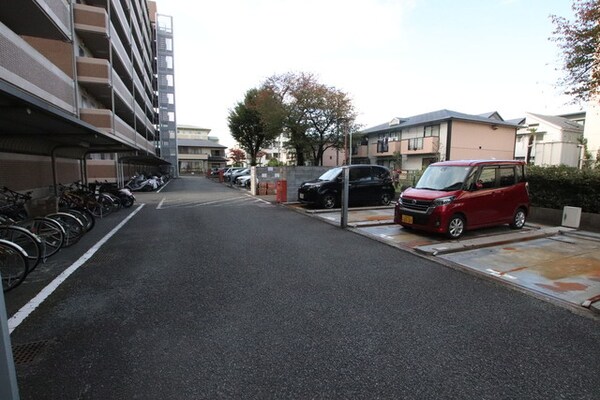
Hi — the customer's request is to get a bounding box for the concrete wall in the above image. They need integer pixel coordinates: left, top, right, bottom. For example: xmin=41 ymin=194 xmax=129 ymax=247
xmin=256 ymin=166 xmax=332 ymax=202
xmin=529 ymin=207 xmax=600 ymax=233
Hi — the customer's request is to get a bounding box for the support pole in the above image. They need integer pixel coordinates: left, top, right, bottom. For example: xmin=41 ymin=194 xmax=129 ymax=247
xmin=341 ymin=166 xmax=349 ymax=228
xmin=0 ymin=286 xmax=20 ymax=400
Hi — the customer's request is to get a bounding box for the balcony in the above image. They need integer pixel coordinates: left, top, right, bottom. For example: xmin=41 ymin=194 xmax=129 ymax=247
xmin=351 ymin=144 xmax=369 ymax=158
xmin=0 ymin=0 xmax=71 ymax=41
xmin=73 ymin=4 xmax=109 ymax=58
xmin=369 ymin=136 xmax=440 ymax=157
xmin=109 ymin=21 xmax=132 ymax=81
xmin=0 ymin=24 xmax=76 ymax=113
xmin=400 ymin=136 xmax=440 ymax=154
xmin=370 ymin=140 xmax=402 ymax=157
xmin=80 ymin=108 xmax=154 ymax=154
xmin=76 ymin=57 xmax=111 ymax=105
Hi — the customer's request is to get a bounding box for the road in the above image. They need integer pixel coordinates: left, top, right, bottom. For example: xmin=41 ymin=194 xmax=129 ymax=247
xmin=7 ymin=176 xmax=600 ymax=399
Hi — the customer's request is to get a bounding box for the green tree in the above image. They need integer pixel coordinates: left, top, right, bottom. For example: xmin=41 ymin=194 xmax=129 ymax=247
xmin=262 ymin=72 xmax=359 ymax=166
xmin=551 ymin=0 xmax=600 ymax=103
xmin=227 ymin=89 xmax=279 ymax=166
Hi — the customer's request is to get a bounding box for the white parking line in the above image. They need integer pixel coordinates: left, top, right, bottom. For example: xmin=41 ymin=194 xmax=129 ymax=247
xmin=8 ymin=204 xmax=146 ymax=334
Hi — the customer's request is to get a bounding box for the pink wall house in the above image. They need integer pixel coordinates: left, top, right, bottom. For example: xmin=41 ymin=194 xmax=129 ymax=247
xmin=356 ymin=109 xmax=521 ymax=171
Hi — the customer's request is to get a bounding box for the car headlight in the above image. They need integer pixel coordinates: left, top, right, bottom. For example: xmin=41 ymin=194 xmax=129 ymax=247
xmin=432 ymin=196 xmax=455 ymax=207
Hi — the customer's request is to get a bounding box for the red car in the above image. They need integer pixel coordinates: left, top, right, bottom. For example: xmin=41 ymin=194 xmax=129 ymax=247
xmin=394 ymin=160 xmax=530 ymax=239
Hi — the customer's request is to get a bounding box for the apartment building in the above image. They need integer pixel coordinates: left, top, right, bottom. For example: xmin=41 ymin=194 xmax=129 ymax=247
xmin=177 ymin=125 xmax=227 ymax=174
xmin=0 ymin=0 xmax=169 ymax=193
xmin=356 ymin=109 xmax=521 ymax=171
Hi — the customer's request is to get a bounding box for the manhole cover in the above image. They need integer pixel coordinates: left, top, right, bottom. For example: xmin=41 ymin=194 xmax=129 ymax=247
xmin=12 ymin=340 xmax=49 ymax=364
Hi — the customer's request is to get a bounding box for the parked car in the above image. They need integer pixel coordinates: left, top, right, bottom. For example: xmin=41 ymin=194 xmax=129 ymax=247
xmin=230 ymin=168 xmax=250 ymax=184
xmin=236 ymin=175 xmax=256 ymax=188
xmin=223 ymin=167 xmax=245 ymax=182
xmin=297 ymin=165 xmax=395 ymax=209
xmin=394 ymin=160 xmax=530 ymax=239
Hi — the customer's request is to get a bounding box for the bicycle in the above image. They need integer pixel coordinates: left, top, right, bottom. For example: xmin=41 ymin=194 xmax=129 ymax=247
xmin=0 ymin=238 xmax=29 ymax=292
xmin=0 ymin=225 xmax=44 ymax=273
xmin=0 ymin=188 xmax=65 ymax=256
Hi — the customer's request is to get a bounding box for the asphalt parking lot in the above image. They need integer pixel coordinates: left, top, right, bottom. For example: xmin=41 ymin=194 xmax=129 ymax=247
xmin=287 ymin=202 xmax=600 ymax=317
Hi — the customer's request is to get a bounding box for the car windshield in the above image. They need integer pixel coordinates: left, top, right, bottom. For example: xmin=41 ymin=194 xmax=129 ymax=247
xmin=416 ymin=165 xmax=472 ymax=191
xmin=318 ymin=167 xmax=342 ymax=181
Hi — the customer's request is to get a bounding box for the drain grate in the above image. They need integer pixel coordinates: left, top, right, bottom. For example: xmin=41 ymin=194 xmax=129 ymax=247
xmin=12 ymin=340 xmax=49 ymax=364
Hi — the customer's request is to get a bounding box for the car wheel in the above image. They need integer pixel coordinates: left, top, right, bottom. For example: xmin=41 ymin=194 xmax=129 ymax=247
xmin=510 ymin=208 xmax=527 ymax=229
xmin=447 ymin=215 xmax=465 ymax=239
xmin=320 ymin=193 xmax=337 ymax=209
xmin=380 ymin=192 xmax=392 ymax=206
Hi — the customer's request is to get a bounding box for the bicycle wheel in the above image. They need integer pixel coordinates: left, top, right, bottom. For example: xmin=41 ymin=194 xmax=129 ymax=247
xmin=0 ymin=225 xmax=43 ymax=272
xmin=0 ymin=239 xmax=29 ymax=292
xmin=17 ymin=217 xmax=65 ymax=258
xmin=61 ymin=207 xmax=95 ymax=233
xmin=46 ymin=212 xmax=84 ymax=247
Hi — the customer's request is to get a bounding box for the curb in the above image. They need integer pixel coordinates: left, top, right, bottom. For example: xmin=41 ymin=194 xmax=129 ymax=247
xmin=413 ymin=226 xmax=572 ymax=256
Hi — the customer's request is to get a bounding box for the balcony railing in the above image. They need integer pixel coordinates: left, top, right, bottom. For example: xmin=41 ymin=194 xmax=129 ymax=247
xmin=368 ymin=136 xmax=440 ymax=157
xmin=400 ymin=136 xmax=440 ymax=154
xmin=80 ymin=108 xmax=155 ymax=154
xmin=0 ymin=23 xmax=76 ymax=113
xmin=76 ymin=57 xmax=111 ymax=105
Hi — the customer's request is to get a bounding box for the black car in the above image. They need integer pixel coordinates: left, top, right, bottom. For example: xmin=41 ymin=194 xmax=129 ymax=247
xmin=297 ymin=165 xmax=395 ymax=209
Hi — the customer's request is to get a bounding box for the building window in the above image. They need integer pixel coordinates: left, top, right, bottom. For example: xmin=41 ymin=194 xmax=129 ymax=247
xmin=167 ymin=93 xmax=174 ymax=104
xmin=377 ymin=138 xmax=389 ymax=153
xmin=424 ymin=125 xmax=440 ymax=137
xmin=166 ymin=75 xmax=174 ymax=86
xmin=165 ymin=56 xmax=173 ymax=69
xmin=168 ymin=112 xmax=175 ymax=122
xmin=408 ymin=138 xmax=423 ymax=150
xmin=166 ymin=38 xmax=173 ymax=51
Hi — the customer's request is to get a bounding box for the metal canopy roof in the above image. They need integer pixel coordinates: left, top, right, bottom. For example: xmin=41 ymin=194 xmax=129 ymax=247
xmin=0 ymin=81 xmax=164 ymax=162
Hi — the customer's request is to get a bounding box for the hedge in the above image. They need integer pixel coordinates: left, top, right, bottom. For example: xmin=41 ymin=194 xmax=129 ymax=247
xmin=527 ymin=165 xmax=600 ymax=213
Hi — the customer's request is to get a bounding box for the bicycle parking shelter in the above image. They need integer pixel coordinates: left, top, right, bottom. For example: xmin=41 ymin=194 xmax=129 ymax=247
xmin=0 ymin=81 xmax=167 ymax=192
xmin=0 ymin=82 xmax=168 ymax=399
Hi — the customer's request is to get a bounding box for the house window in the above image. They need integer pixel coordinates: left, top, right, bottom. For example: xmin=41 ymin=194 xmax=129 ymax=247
xmin=377 ymin=138 xmax=389 ymax=153
xmin=165 ymin=38 xmax=173 ymax=51
xmin=424 ymin=125 xmax=440 ymax=137
xmin=408 ymin=138 xmax=423 ymax=150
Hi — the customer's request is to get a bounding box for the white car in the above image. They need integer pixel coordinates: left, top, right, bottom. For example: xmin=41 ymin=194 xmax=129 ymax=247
xmin=236 ymin=175 xmax=256 ymax=188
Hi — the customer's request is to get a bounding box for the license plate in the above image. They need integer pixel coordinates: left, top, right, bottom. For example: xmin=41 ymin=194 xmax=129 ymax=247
xmin=299 ymin=193 xmax=304 ymax=199
xmin=401 ymin=214 xmax=413 ymax=224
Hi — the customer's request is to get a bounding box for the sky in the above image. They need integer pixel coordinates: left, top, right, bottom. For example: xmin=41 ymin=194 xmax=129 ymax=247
xmin=155 ymin=0 xmax=581 ymax=149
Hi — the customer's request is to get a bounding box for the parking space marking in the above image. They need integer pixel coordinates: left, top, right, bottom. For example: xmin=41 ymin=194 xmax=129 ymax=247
xmin=156 ymin=195 xmax=274 ymax=209
xmin=486 ymin=268 xmax=518 ymax=280
xmin=8 ymin=204 xmax=146 ymax=334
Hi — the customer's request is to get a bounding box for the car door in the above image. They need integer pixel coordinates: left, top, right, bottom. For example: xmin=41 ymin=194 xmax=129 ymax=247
xmin=461 ymin=165 xmax=501 ymax=227
xmin=348 ymin=166 xmax=372 ymax=205
xmin=497 ymin=165 xmax=518 ymax=221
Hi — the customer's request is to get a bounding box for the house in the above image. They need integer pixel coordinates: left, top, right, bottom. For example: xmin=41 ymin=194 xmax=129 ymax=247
xmin=177 ymin=125 xmax=228 ymax=174
xmin=355 ymin=109 xmax=521 ymax=171
xmin=515 ymin=112 xmax=585 ymax=168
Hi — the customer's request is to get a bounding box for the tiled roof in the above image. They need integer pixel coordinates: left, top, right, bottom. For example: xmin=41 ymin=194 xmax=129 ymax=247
xmin=361 ymin=109 xmax=522 ymax=134
xmin=526 ymin=112 xmax=584 ymax=132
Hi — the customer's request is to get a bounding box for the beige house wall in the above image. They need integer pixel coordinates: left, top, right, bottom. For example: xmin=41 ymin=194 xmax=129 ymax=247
xmin=450 ymin=121 xmax=515 ymax=160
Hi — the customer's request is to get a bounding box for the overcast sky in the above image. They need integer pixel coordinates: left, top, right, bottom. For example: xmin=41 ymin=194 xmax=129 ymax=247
xmin=155 ymin=0 xmax=581 ymax=148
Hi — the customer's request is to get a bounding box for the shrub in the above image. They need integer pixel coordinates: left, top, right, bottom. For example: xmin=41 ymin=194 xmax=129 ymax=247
xmin=527 ymin=165 xmax=600 ymax=213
